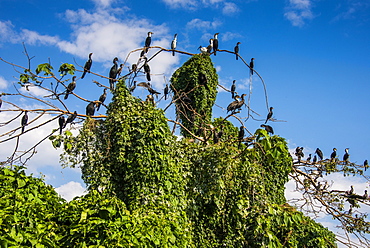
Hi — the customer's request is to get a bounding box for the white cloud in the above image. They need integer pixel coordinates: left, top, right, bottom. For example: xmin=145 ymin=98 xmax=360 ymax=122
xmin=222 ymin=2 xmax=239 ymax=15
xmin=92 ymin=0 xmax=116 ymax=8
xmin=55 ymin=181 xmax=86 ymax=201
xmin=284 ymin=0 xmax=314 ymax=27
xmin=221 ymin=31 xmax=242 ymax=42
xmin=161 ymin=0 xmax=197 ymax=9
xmin=0 ymin=76 xmax=8 ymax=89
xmin=186 ymin=18 xmax=222 ymax=31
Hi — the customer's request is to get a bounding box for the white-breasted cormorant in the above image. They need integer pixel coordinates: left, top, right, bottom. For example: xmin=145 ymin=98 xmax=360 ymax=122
xmin=109 ymin=57 xmax=119 ymax=90
xmin=97 ymin=88 xmax=107 ymax=111
xmin=231 ymin=80 xmax=236 ymax=99
xmin=198 ymin=46 xmax=208 ymax=54
xmin=81 ymin=53 xmax=93 ymax=79
xmin=171 ymin=34 xmax=177 ymax=56
xmin=315 ymin=148 xmax=323 ymax=161
xmin=86 ymin=101 xmax=97 ymax=116
xmin=343 ymin=148 xmax=349 ymax=162
xmin=330 ymin=148 xmax=337 ymax=161
xmin=265 ymin=107 xmax=273 ymax=124
xmin=64 ymin=76 xmax=76 ymax=100
xmin=250 ymin=58 xmax=254 ymax=75
xmin=58 ymin=116 xmax=65 ymax=134
xmin=213 ymin=33 xmax=219 ymax=55
xmin=145 ymin=31 xmax=153 ymax=48
xmin=21 ymin=111 xmax=28 ymax=133
xmin=234 ymin=42 xmax=241 ymax=60
xmin=164 ymin=84 xmax=169 ymax=100
xmin=261 ymin=124 xmax=274 ymax=135
xmin=64 ymin=111 xmax=77 ymax=128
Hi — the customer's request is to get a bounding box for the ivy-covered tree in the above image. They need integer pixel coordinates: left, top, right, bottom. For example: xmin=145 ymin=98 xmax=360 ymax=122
xmin=0 ymin=44 xmax=369 ymax=247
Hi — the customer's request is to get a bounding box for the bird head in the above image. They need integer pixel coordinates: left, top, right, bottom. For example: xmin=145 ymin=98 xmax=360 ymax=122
xmin=72 ymin=76 xmax=76 ymax=81
xmin=89 ymin=52 xmax=93 ymax=57
xmin=236 ymin=42 xmax=241 ymax=45
xmin=113 ymin=57 xmax=119 ymax=63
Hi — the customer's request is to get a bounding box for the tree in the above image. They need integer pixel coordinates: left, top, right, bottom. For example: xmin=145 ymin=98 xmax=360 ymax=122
xmin=0 ymin=43 xmax=369 ymax=247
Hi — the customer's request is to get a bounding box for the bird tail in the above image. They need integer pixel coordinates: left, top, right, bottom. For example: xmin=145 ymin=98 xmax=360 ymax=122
xmin=60 ymin=127 xmax=63 ymax=135
xmin=236 ymin=54 xmax=238 ymax=60
xmin=110 ymin=80 xmax=114 ymax=91
xmin=146 ymin=74 xmax=151 ymax=82
xmin=97 ymin=103 xmax=101 ymax=111
xmin=172 ymin=50 xmax=175 ymax=56
xmin=214 ymin=50 xmax=217 ymax=56
xmin=232 ymin=92 xmax=234 ymax=99
xmin=21 ymin=126 xmax=25 ymax=133
xmin=81 ymin=71 xmax=86 ymax=79
xmin=64 ymin=93 xmax=69 ymax=100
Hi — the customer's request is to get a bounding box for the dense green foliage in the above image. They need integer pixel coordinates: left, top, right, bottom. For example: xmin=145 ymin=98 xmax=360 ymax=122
xmin=0 ymin=55 xmax=337 ymax=247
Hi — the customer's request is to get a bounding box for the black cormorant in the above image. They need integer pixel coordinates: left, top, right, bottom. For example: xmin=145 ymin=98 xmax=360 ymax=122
xmin=231 ymin=80 xmax=236 ymax=99
xmin=64 ymin=76 xmax=76 ymax=100
xmin=265 ymin=107 xmax=273 ymax=124
xmin=343 ymin=148 xmax=349 ymax=162
xmin=213 ymin=33 xmax=219 ymax=55
xmin=238 ymin=126 xmax=245 ymax=141
xmin=81 ymin=53 xmax=93 ymax=79
xmin=64 ymin=111 xmax=77 ymax=127
xmin=21 ymin=111 xmax=28 ymax=133
xmin=145 ymin=31 xmax=153 ymax=48
xmin=58 ymin=116 xmax=65 ymax=134
xmin=164 ymin=84 xmax=169 ymax=100
xmin=86 ymin=101 xmax=97 ymax=116
xmin=97 ymin=88 xmax=107 ymax=111
xmin=207 ymin=39 xmax=213 ymax=53
xmin=348 ymin=185 xmax=354 ymax=195
xmin=131 ymin=63 xmax=137 ymax=72
xmin=116 ymin=64 xmax=124 ymax=78
xmin=313 ymin=155 xmax=317 ymax=164
xmin=260 ymin=124 xmax=274 ymax=135
xmin=109 ymin=57 xmax=119 ymax=90
xmin=137 ymin=82 xmax=161 ymax=97
xmin=234 ymin=42 xmax=241 ymax=60
xmin=307 ymin=154 xmax=312 ymax=162
xmin=363 ymin=190 xmax=368 ymax=199
xmin=364 ymin=160 xmax=368 ymax=171
xmin=140 ymin=47 xmax=149 ymax=57
xmin=295 ymin=147 xmax=304 ymax=162
xmin=198 ymin=73 xmax=208 ymax=90
xmin=171 ymin=34 xmax=177 ymax=56
xmin=330 ymin=148 xmax=337 ymax=161
xmin=144 ymin=58 xmax=151 ymax=81
xmin=250 ymin=58 xmax=254 ymax=75
xmin=315 ymin=148 xmax=323 ymax=161
xmin=227 ymin=94 xmax=246 ymax=113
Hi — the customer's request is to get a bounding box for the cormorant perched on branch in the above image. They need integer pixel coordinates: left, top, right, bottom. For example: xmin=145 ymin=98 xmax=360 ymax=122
xmin=137 ymin=82 xmax=161 ymax=97
xmin=97 ymin=88 xmax=107 ymax=111
xmin=144 ymin=58 xmax=151 ymax=81
xmin=364 ymin=160 xmax=368 ymax=171
xmin=343 ymin=148 xmax=350 ymax=163
xmin=86 ymin=101 xmax=97 ymax=116
xmin=64 ymin=111 xmax=77 ymax=128
xmin=231 ymin=80 xmax=236 ymax=99
xmin=21 ymin=111 xmax=28 ymax=133
xmin=265 ymin=107 xmax=273 ymax=124
xmin=312 ymin=155 xmax=317 ymax=164
xmin=171 ymin=34 xmax=177 ymax=56
xmin=131 ymin=63 xmax=137 ymax=73
xmin=81 ymin=53 xmax=93 ymax=79
xmin=116 ymin=64 xmax=124 ymax=78
xmin=64 ymin=76 xmax=76 ymax=100
xmin=295 ymin=147 xmax=304 ymax=162
xmin=58 ymin=116 xmax=65 ymax=134
xmin=307 ymin=154 xmax=312 ymax=162
xmin=213 ymin=33 xmax=219 ymax=55
xmin=164 ymin=84 xmax=169 ymax=100
xmin=260 ymin=124 xmax=274 ymax=135
xmin=145 ymin=31 xmax=153 ymax=48
xmin=238 ymin=126 xmax=245 ymax=148
xmin=234 ymin=42 xmax=241 ymax=60
xmin=0 ymin=95 xmax=2 ymax=111
xmin=227 ymin=94 xmax=246 ymax=113
xmin=315 ymin=148 xmax=323 ymax=161
xmin=330 ymin=148 xmax=337 ymax=161
xmin=207 ymin=39 xmax=214 ymax=53
xmin=109 ymin=57 xmax=119 ymax=90
xmin=250 ymin=58 xmax=255 ymax=75
xmin=198 ymin=46 xmax=208 ymax=54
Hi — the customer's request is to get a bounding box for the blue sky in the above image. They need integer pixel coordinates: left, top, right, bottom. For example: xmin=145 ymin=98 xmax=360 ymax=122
xmin=1 ymin=0 xmax=370 ymax=244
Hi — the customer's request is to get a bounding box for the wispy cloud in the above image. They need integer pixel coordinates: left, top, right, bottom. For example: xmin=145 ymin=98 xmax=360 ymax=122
xmin=0 ymin=76 xmax=8 ymax=89
xmin=186 ymin=18 xmax=222 ymax=31
xmin=332 ymin=1 xmax=370 ymax=23
xmin=222 ymin=2 xmax=240 ymax=15
xmin=221 ymin=31 xmax=242 ymax=42
xmin=284 ymin=0 xmax=314 ymax=27
xmin=55 ymin=181 xmax=86 ymax=201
